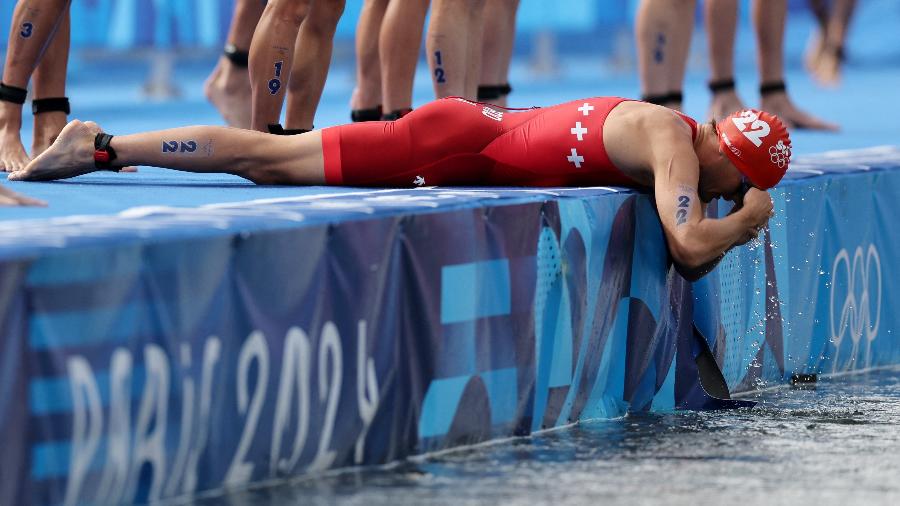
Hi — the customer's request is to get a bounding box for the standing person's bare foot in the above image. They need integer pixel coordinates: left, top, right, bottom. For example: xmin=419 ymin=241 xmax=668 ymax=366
xmin=0 ymin=101 xmax=30 ymax=172
xmin=8 ymin=119 xmax=100 ymax=181
xmin=708 ymin=90 xmax=747 ymax=121
xmin=812 ymin=45 xmax=844 ymax=87
xmin=31 ymin=109 xmax=69 ymax=157
xmin=761 ymin=90 xmax=839 ymax=131
xmin=204 ymin=57 xmax=253 ymax=129
xmin=804 ymin=31 xmax=826 ymax=77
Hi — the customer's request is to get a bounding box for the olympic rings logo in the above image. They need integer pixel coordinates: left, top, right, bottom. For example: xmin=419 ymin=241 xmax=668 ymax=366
xmin=769 ymin=140 xmax=791 ymax=169
xmin=829 ymin=244 xmax=882 ymax=371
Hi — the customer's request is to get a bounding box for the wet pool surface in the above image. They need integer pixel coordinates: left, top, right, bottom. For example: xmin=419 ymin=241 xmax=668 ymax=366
xmin=192 ymin=368 xmax=900 ymax=506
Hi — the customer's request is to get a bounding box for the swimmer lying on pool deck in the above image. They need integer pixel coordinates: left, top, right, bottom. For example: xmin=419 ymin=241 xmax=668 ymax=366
xmin=8 ymin=97 xmax=789 ymax=280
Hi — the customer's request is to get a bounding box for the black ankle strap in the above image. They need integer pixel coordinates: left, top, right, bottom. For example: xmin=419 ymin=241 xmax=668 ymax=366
xmin=267 ymin=123 xmax=311 ymax=135
xmin=708 ymin=78 xmax=735 ymax=94
xmin=642 ymin=91 xmax=682 ymax=107
xmin=381 ymin=108 xmax=412 ymax=121
xmin=224 ymin=43 xmax=249 ymax=67
xmin=477 ymin=83 xmax=513 ymax=101
xmin=760 ymin=81 xmax=787 ymax=96
xmin=0 ymin=83 xmax=27 ymax=105
xmin=94 ymin=132 xmax=120 ymax=171
xmin=32 ymin=97 xmax=70 ymax=115
xmin=351 ymin=105 xmax=383 ymax=122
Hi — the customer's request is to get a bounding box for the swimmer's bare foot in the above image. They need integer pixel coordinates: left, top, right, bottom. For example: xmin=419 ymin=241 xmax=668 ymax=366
xmin=8 ymin=120 xmax=100 ymax=182
xmin=0 ymin=183 xmax=46 ymax=206
xmin=205 ymin=57 xmax=252 ymax=129
xmin=0 ymin=101 xmax=30 ymax=173
xmin=31 ymin=110 xmax=68 ymax=158
xmin=761 ymin=92 xmax=839 ymax=131
xmin=708 ymin=91 xmax=747 ymax=121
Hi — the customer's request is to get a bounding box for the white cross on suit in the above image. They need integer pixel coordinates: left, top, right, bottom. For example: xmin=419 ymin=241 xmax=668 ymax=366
xmin=567 ymin=148 xmax=584 ymax=168
xmin=571 ymin=122 xmax=588 ymax=141
xmin=578 ymin=103 xmax=594 ymax=116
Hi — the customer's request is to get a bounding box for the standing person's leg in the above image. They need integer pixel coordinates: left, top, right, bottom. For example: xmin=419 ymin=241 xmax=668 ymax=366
xmin=463 ymin=4 xmax=486 ymax=101
xmin=478 ymin=0 xmax=519 ymax=107
xmin=804 ymin=0 xmax=829 ymax=74
xmin=351 ymin=0 xmax=389 ymax=121
xmin=31 ymin=8 xmax=70 ymax=157
xmin=249 ymin=0 xmax=311 ymax=132
xmin=204 ymin=0 xmax=266 ymax=129
xmin=754 ymin=0 xmax=838 ymax=130
xmin=426 ymin=0 xmax=487 ymax=100
xmin=814 ymin=0 xmax=857 ymax=85
xmin=635 ymin=0 xmax=696 ymax=111
xmin=283 ymin=0 xmax=346 ymax=132
xmin=379 ymin=0 xmax=429 ymax=119
xmin=0 ymin=0 xmax=70 ymax=172
xmin=706 ymin=0 xmax=745 ymax=120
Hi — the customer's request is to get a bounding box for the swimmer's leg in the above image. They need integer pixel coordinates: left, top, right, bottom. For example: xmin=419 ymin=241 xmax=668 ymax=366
xmin=479 ymin=0 xmax=519 ymax=108
xmin=351 ymin=0 xmax=388 ymax=121
xmin=284 ymin=0 xmax=346 ymax=131
xmin=10 ymin=121 xmax=326 ymax=185
xmin=249 ymin=0 xmax=310 ymax=132
xmin=380 ymin=0 xmax=428 ymax=118
xmin=205 ymin=0 xmax=265 ymax=129
xmin=635 ymin=0 xmax=695 ymax=111
xmin=0 ymin=0 xmax=69 ymax=172
xmin=754 ymin=0 xmax=838 ymax=130
xmin=31 ymin=8 xmax=69 ymax=157
xmin=705 ymin=0 xmax=745 ymax=120
xmin=426 ymin=0 xmax=487 ymax=100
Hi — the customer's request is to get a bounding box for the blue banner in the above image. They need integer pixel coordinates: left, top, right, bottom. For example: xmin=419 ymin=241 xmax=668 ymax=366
xmin=1 ymin=148 xmax=899 ymax=504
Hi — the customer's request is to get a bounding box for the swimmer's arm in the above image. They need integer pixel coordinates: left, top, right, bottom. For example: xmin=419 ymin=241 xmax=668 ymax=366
xmin=652 ymin=151 xmax=751 ymax=281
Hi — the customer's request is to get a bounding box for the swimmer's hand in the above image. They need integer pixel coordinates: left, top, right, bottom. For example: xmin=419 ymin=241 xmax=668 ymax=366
xmin=7 ymin=120 xmax=101 ymax=182
xmin=0 ymin=183 xmax=46 ymax=206
xmin=737 ymin=187 xmax=774 ymax=242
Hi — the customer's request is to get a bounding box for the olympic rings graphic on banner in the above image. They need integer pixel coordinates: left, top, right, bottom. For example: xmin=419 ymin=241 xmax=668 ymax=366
xmin=829 ymin=244 xmax=882 ymax=371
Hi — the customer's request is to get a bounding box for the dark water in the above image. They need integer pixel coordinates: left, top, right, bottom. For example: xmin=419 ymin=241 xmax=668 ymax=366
xmin=193 ymin=369 xmax=900 ymax=506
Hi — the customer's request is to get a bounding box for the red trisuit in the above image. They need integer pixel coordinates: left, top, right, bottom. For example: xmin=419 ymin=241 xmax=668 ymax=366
xmin=321 ymin=96 xmax=697 ymax=187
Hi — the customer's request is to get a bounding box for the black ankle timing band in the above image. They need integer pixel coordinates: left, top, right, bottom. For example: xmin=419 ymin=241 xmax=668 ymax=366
xmin=708 ymin=79 xmax=735 ymax=94
xmin=642 ymin=91 xmax=683 ymax=106
xmin=94 ymin=132 xmax=120 ymax=171
xmin=32 ymin=97 xmax=70 ymax=115
xmin=477 ymin=83 xmax=513 ymax=101
xmin=760 ymin=81 xmax=787 ymax=96
xmin=224 ymin=44 xmax=249 ymax=67
xmin=351 ymin=105 xmax=383 ymax=122
xmin=381 ymin=108 xmax=412 ymax=121
xmin=0 ymin=83 xmax=27 ymax=105
xmin=268 ymin=124 xmax=311 ymax=135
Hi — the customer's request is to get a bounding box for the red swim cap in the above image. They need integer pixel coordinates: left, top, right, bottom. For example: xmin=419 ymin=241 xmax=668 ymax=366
xmin=717 ymin=109 xmax=791 ymax=190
